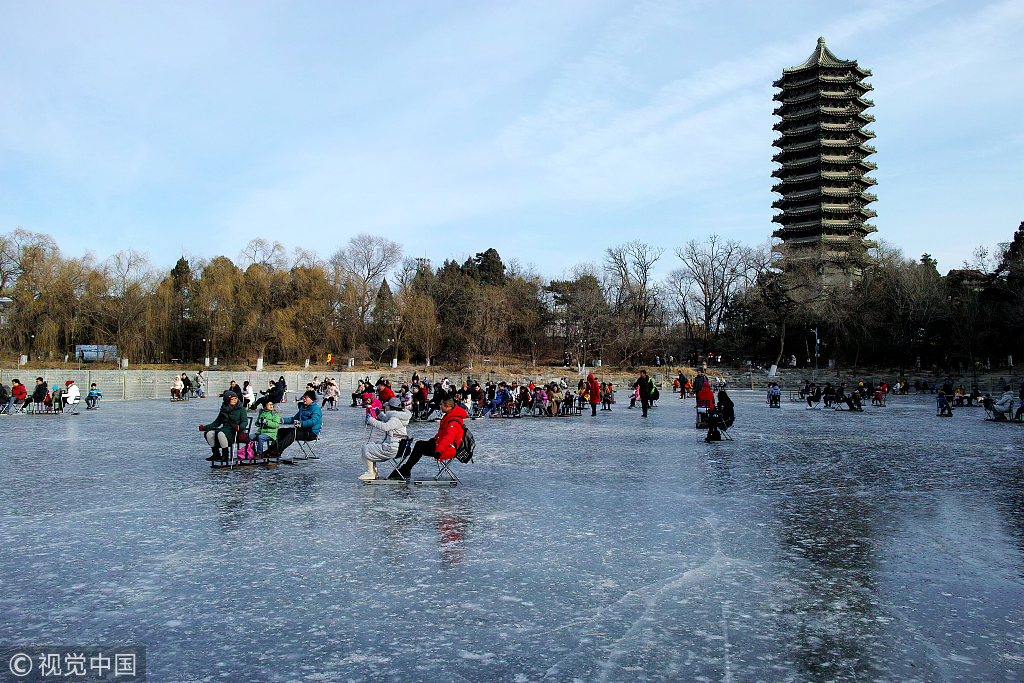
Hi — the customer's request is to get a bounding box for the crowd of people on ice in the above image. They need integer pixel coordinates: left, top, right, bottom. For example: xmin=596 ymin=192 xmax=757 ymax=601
xmin=780 ymin=375 xmax=1024 ymax=420
xmin=348 ymin=368 xmax=735 ymax=479
xmin=0 ymin=377 xmax=97 ymax=414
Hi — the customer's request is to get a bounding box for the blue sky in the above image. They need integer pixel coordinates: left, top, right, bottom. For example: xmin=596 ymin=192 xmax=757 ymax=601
xmin=1 ymin=0 xmax=1022 ymax=278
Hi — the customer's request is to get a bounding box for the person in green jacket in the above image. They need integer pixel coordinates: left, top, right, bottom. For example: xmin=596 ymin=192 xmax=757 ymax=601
xmin=253 ymin=400 xmax=281 ymax=455
xmin=200 ymin=392 xmax=248 ymax=461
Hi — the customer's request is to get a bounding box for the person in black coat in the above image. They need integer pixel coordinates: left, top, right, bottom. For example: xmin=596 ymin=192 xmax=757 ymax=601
xmin=717 ymin=390 xmax=735 ymax=428
xmin=633 ymin=369 xmax=655 ymax=417
xmin=26 ymin=377 xmax=49 ymax=409
xmin=253 ymin=378 xmax=285 ymax=411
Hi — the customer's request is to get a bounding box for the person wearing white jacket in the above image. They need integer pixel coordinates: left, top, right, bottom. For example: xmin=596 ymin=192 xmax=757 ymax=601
xmin=62 ymin=380 xmax=80 ymax=408
xmin=358 ymin=397 xmax=411 ymax=481
xmin=243 ymin=381 xmax=256 ymax=409
xmin=991 ymin=386 xmax=1014 ymax=420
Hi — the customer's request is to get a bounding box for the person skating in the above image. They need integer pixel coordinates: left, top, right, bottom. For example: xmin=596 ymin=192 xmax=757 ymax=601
xmin=633 ymin=369 xmax=655 ymax=417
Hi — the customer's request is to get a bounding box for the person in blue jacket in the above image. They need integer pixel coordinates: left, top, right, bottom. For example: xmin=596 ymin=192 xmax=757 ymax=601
xmin=277 ymin=389 xmax=322 ymax=453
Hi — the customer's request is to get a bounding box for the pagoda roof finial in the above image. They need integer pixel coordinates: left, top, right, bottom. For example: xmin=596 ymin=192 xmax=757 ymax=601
xmin=785 ymin=37 xmax=856 ymax=72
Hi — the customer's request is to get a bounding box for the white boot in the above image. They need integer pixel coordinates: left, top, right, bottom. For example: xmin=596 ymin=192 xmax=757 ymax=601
xmin=357 ymin=461 xmax=378 ymax=481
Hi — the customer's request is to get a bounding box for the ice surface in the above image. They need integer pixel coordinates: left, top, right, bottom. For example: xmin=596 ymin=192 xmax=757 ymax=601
xmin=1 ymin=391 xmax=1023 ymax=682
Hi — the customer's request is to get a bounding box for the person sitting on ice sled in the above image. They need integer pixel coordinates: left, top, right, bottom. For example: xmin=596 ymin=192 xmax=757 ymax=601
xmin=357 ymin=396 xmax=412 ymax=480
xmin=253 ymin=400 xmax=281 ymax=455
xmin=277 ymin=390 xmax=322 ymax=453
xmin=200 ymin=392 xmax=248 ymax=461
xmin=387 ymin=395 xmax=466 ymax=480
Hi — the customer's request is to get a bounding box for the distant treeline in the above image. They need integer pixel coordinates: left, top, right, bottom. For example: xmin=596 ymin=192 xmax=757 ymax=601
xmin=1 ymin=222 xmax=1022 ymax=373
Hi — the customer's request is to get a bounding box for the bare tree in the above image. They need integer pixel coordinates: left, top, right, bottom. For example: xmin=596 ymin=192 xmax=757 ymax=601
xmin=100 ymin=250 xmax=156 ymax=362
xmin=238 ymin=238 xmax=288 ymax=271
xmin=670 ymin=235 xmax=746 ymax=356
xmin=406 ymin=291 xmax=441 ymax=366
xmin=874 ymin=245 xmax=948 ymax=374
xmin=604 ymin=241 xmax=664 ymax=334
xmin=602 ymin=241 xmax=664 ymax=363
xmin=328 ymin=234 xmax=403 ymax=341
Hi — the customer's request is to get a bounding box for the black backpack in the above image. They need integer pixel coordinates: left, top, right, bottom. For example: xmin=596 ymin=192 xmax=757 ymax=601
xmin=454 ymin=419 xmax=476 ymax=463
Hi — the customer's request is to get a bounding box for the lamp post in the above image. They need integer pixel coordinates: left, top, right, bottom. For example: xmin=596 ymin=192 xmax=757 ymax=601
xmin=811 ymin=327 xmax=819 ymax=380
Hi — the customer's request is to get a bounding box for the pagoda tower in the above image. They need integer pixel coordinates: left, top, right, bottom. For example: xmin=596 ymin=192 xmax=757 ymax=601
xmin=771 ymin=37 xmax=877 ymax=288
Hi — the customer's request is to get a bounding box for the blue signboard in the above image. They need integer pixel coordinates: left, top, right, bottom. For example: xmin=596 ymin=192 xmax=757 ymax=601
xmin=75 ymin=344 xmax=118 ymax=360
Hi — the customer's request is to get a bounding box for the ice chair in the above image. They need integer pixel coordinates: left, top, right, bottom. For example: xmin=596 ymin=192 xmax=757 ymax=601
xmin=66 ymin=396 xmax=81 ymax=415
xmin=233 ymin=420 xmax=253 ymax=464
xmin=499 ymin=399 xmax=518 ymax=418
xmin=295 ymin=430 xmax=321 ymax=459
xmin=936 ymin=396 xmax=954 ymax=417
xmin=705 ymin=409 xmax=734 ymax=441
xmin=209 ymin=419 xmax=251 ymax=468
xmin=986 ymin=399 xmax=1013 ymax=421
xmin=367 ymin=438 xmax=412 ymax=485
xmin=695 ymin=399 xmax=711 ymax=428
xmin=414 ymin=451 xmax=460 ymax=486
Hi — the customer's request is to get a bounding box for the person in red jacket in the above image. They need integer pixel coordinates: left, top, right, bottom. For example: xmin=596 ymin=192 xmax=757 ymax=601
xmin=390 ymin=395 xmax=466 ymax=479
xmin=8 ymin=379 xmax=28 ymax=413
xmin=586 ymin=374 xmax=601 ymax=416
xmin=696 ymin=382 xmax=715 ymax=409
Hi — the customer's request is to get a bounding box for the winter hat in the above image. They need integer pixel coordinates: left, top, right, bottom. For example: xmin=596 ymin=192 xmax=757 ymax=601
xmin=66 ymin=380 xmax=74 ymax=386
xmin=303 ymin=389 xmax=317 ymax=401
xmin=387 ymin=397 xmax=403 ymax=409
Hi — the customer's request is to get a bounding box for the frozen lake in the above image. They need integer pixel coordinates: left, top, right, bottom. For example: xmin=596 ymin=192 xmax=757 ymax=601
xmin=1 ymin=390 xmax=1022 ymax=682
